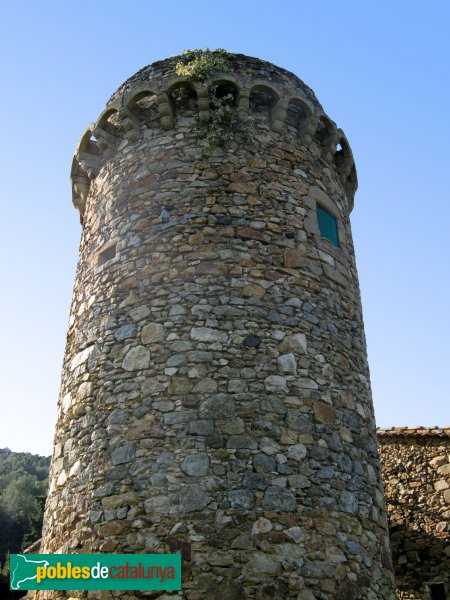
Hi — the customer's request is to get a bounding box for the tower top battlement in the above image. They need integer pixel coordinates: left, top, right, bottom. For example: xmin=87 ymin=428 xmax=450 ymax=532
xmin=71 ymin=51 xmax=357 ymax=221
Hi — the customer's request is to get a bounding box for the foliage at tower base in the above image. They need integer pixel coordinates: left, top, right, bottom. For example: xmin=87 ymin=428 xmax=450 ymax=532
xmin=0 ymin=448 xmax=50 ymax=564
xmin=1 ymin=559 xmax=23 ymax=600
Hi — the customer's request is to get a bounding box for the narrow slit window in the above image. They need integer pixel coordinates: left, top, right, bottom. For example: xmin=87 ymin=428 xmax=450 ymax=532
xmin=97 ymin=244 xmax=116 ymax=266
xmin=429 ymin=583 xmax=447 ymax=600
xmin=317 ymin=205 xmax=339 ymax=247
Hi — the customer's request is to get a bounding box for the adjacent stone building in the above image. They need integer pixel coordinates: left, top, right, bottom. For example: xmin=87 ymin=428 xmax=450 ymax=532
xmin=378 ymin=428 xmax=450 ymax=600
xmin=38 ymin=51 xmax=397 ymax=599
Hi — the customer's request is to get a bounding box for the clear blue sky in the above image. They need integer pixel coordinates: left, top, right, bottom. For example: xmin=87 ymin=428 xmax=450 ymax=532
xmin=0 ymin=1 xmax=449 ymax=456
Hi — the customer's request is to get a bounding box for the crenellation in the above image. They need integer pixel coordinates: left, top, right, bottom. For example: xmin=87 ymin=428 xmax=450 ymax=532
xmin=70 ymin=53 xmax=358 ymax=224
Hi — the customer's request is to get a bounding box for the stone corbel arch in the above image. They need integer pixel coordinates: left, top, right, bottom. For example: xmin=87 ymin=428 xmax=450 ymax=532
xmin=248 ymin=82 xmax=281 ymax=131
xmin=208 ymin=73 xmax=241 ymax=91
xmin=334 ymin=130 xmax=358 ymax=209
xmin=123 ymin=82 xmax=159 ymax=108
xmin=315 ymin=115 xmax=339 ymax=162
xmin=93 ymin=108 xmax=121 ymax=157
xmin=334 ymin=131 xmax=355 ymax=181
xmin=74 ymin=128 xmax=100 ymax=180
xmin=166 ymin=78 xmax=198 ymax=99
xmin=344 ymin=164 xmax=358 ymax=211
xmin=164 ymin=75 xmax=191 ymax=93
xmin=285 ymin=96 xmax=315 ymax=144
xmin=70 ymin=156 xmax=90 ymax=220
xmin=164 ymin=79 xmax=198 ymax=126
xmin=250 ymin=79 xmax=280 ymax=98
xmin=207 ymin=77 xmax=240 ymax=108
xmin=124 ymin=86 xmax=160 ymax=136
xmin=71 ymin=126 xmax=102 ymax=220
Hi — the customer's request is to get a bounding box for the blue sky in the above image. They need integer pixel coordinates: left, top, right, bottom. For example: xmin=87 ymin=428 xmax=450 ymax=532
xmin=0 ymin=1 xmax=449 ymax=456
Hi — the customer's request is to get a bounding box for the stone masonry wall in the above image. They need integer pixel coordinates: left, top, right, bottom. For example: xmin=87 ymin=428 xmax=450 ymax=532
xmin=378 ymin=428 xmax=450 ymax=599
xmin=38 ymin=53 xmax=395 ymax=600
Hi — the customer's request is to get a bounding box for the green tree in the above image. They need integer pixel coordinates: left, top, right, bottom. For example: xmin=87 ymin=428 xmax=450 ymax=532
xmin=0 ymin=449 xmax=50 ymax=563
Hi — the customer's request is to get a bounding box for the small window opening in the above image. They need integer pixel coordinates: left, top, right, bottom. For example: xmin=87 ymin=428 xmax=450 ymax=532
xmin=211 ymin=83 xmax=238 ymax=108
xmin=97 ymin=244 xmax=116 ymax=266
xmin=286 ymin=103 xmax=307 ymax=132
xmin=172 ymin=85 xmax=197 ymax=111
xmin=317 ymin=205 xmax=339 ymax=247
xmin=132 ymin=93 xmax=159 ymax=127
xmin=334 ymin=143 xmax=346 ymax=177
xmin=429 ymin=583 xmax=447 ymax=600
xmin=315 ymin=120 xmax=329 ymax=144
xmin=249 ymin=88 xmax=277 ymax=114
xmin=135 ymin=95 xmax=157 ymax=110
xmin=101 ymin=111 xmax=121 ymax=135
xmin=86 ymin=135 xmax=99 ymax=156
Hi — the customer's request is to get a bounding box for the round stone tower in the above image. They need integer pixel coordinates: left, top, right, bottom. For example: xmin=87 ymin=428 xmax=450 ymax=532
xmin=41 ymin=51 xmax=395 ymax=599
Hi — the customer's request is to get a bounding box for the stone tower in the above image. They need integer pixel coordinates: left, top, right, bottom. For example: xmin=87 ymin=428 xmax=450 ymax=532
xmin=41 ymin=51 xmax=395 ymax=599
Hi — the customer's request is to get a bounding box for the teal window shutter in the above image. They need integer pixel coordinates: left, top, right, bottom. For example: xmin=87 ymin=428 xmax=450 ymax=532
xmin=317 ymin=205 xmax=339 ymax=247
